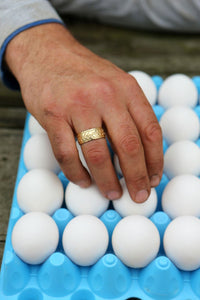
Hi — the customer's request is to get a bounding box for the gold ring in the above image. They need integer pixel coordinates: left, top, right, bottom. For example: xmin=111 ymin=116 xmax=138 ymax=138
xmin=77 ymin=127 xmax=106 ymax=145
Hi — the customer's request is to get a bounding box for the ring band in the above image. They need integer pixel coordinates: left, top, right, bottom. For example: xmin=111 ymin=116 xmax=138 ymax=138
xmin=77 ymin=127 xmax=106 ymax=145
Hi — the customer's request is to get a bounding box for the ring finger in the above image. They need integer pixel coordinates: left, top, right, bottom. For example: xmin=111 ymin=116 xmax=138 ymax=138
xmin=73 ymin=113 xmax=122 ymax=200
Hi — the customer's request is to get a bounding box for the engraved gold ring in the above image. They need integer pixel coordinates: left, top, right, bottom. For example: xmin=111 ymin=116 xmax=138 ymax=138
xmin=77 ymin=127 xmax=106 ymax=145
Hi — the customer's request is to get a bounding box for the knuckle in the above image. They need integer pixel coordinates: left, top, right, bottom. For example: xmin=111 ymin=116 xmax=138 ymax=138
xmin=86 ymin=145 xmax=108 ymax=166
xmin=148 ymin=158 xmax=164 ymax=173
xmin=129 ymin=174 xmax=149 ymax=189
xmin=72 ymin=88 xmax=93 ymax=108
xmin=93 ymin=77 xmax=115 ymax=100
xmin=40 ymin=101 xmax=62 ymax=123
xmin=55 ymin=152 xmax=65 ymax=165
xmin=55 ymin=147 xmax=75 ymax=166
xmin=42 ymin=103 xmax=60 ymax=119
xmin=143 ymin=121 xmax=162 ymax=143
xmin=40 ymin=88 xmax=54 ymax=114
xmin=127 ymin=76 xmax=138 ymax=90
xmin=40 ymin=88 xmax=63 ymax=120
xmin=71 ymin=78 xmax=116 ymax=111
xmin=119 ymin=134 xmax=141 ymax=156
xmin=42 ymin=105 xmax=55 ymax=118
xmin=126 ymin=75 xmax=144 ymax=97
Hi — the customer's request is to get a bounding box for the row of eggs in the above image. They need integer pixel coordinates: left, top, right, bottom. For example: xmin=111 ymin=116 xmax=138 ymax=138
xmin=14 ymin=211 xmax=200 ymax=272
xmin=16 ymin=167 xmax=200 ymax=223
xmin=11 ymin=72 xmax=200 ymax=276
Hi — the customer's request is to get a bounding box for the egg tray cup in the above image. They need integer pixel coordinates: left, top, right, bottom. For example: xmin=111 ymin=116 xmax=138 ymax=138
xmin=2 ymin=76 xmax=200 ymax=300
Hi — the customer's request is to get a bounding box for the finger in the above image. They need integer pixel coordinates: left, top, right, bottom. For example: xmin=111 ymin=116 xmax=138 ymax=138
xmin=105 ymin=106 xmax=151 ymax=203
xmin=127 ymin=92 xmax=163 ymax=187
xmin=44 ymin=117 xmax=91 ymax=187
xmin=72 ymin=112 xmax=122 ymax=200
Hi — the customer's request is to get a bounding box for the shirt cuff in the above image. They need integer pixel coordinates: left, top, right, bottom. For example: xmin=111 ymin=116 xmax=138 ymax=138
xmin=0 ymin=19 xmax=64 ymax=90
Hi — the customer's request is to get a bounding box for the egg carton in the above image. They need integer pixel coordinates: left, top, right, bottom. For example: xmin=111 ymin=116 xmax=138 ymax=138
xmin=1 ymin=75 xmax=200 ymax=300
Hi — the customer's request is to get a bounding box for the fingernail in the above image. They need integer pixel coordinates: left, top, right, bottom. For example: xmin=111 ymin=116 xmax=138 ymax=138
xmin=106 ymin=190 xmax=121 ymax=200
xmin=77 ymin=180 xmax=91 ymax=188
xmin=150 ymin=175 xmax=160 ymax=187
xmin=135 ymin=189 xmax=149 ymax=203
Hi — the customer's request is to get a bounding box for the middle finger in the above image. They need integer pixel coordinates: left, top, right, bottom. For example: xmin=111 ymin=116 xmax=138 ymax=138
xmin=104 ymin=105 xmax=151 ymax=203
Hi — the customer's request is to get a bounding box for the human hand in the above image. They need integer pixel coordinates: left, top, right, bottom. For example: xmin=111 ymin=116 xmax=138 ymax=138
xmin=5 ymin=23 xmax=163 ymax=203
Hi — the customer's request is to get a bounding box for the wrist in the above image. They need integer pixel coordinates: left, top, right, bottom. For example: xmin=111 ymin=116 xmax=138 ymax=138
xmin=4 ymin=23 xmax=76 ymax=84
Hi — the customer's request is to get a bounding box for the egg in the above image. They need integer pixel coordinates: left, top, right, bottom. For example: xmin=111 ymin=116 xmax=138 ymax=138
xmin=129 ymin=70 xmax=157 ymax=105
xmin=113 ymin=154 xmax=123 ymax=177
xmin=76 ymin=141 xmax=90 ymax=174
xmin=28 ymin=115 xmax=46 ymax=135
xmin=164 ymin=140 xmax=200 ymax=179
xmin=164 ymin=216 xmax=200 ymax=271
xmin=12 ymin=212 xmax=59 ymax=265
xmin=160 ymin=106 xmax=200 ymax=145
xmin=112 ymin=178 xmax=157 ymax=218
xmin=112 ymin=215 xmax=160 ymax=268
xmin=23 ymin=134 xmax=60 ymax=173
xmin=65 ymin=181 xmax=110 ymax=217
xmin=162 ymin=174 xmax=200 ymax=219
xmin=62 ymin=215 xmax=109 ymax=266
xmin=158 ymin=74 xmax=198 ymax=108
xmin=17 ymin=169 xmax=64 ymax=215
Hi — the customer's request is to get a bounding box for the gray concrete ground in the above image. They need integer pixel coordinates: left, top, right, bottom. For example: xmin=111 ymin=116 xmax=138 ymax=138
xmin=1 ymin=16 xmax=200 ymax=266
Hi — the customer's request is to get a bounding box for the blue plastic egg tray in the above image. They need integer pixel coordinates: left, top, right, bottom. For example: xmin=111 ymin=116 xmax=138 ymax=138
xmin=1 ymin=75 xmax=200 ymax=300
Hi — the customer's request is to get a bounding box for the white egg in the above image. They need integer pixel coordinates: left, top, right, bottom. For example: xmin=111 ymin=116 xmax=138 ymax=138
xmin=164 ymin=216 xmax=200 ymax=271
xmin=12 ymin=212 xmax=59 ymax=265
xmin=158 ymin=74 xmax=198 ymax=108
xmin=112 ymin=178 xmax=157 ymax=218
xmin=28 ymin=115 xmax=46 ymax=135
xmin=23 ymin=134 xmax=60 ymax=173
xmin=160 ymin=106 xmax=200 ymax=144
xmin=162 ymin=174 xmax=200 ymax=219
xmin=62 ymin=215 xmax=109 ymax=266
xmin=113 ymin=154 xmax=123 ymax=176
xmin=65 ymin=182 xmax=109 ymax=217
xmin=164 ymin=140 xmax=200 ymax=179
xmin=129 ymin=70 xmax=157 ymax=105
xmin=112 ymin=215 xmax=160 ymax=268
xmin=17 ymin=169 xmax=64 ymax=215
xmin=76 ymin=141 xmax=90 ymax=174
